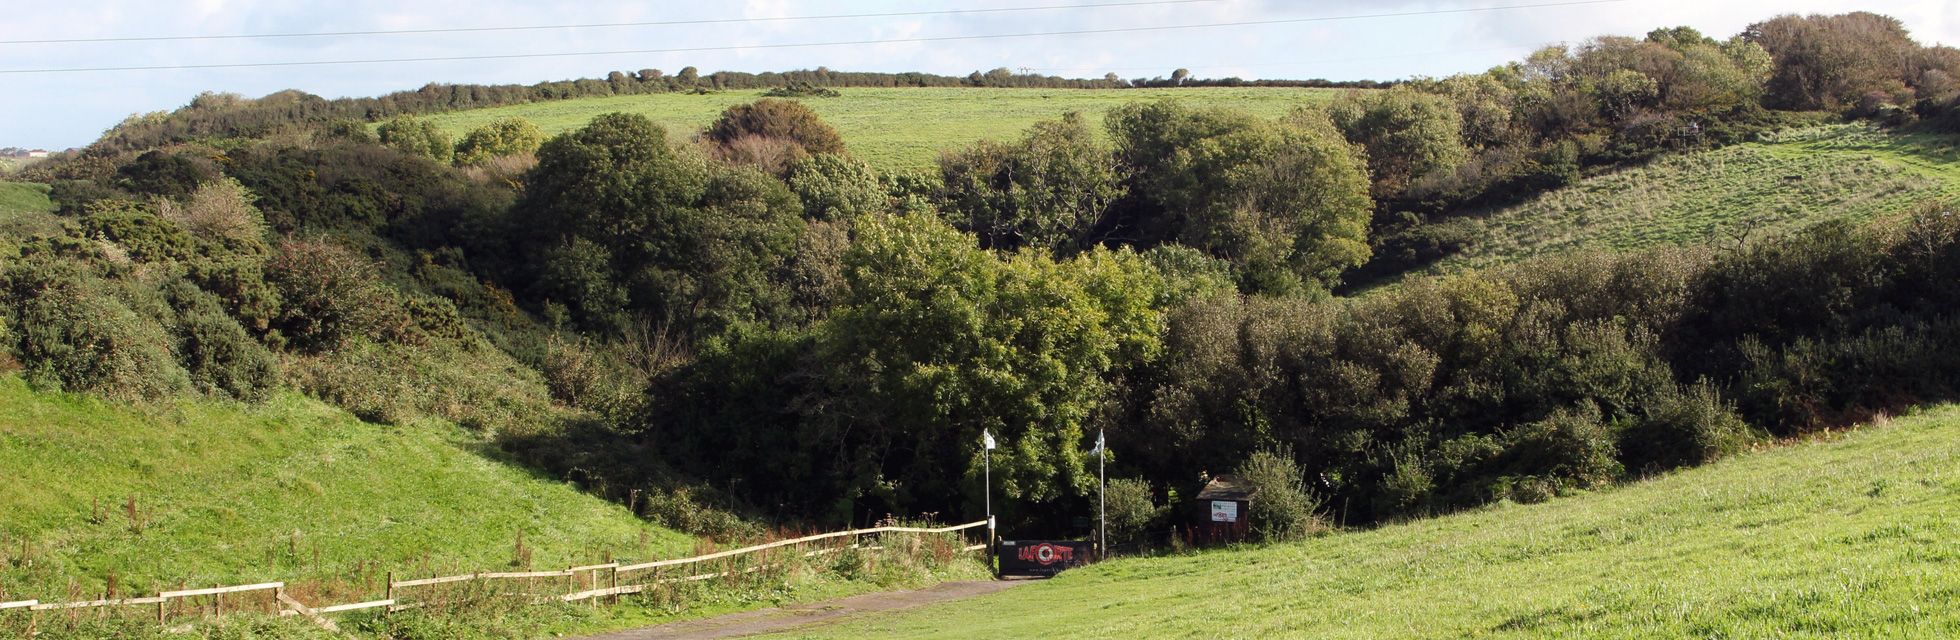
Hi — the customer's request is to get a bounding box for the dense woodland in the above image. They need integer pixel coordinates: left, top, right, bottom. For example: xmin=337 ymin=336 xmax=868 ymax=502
xmin=7 ymin=12 xmax=1960 ymax=542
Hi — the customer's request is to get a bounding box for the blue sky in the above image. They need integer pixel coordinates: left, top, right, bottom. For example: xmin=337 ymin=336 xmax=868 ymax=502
xmin=2 ymin=0 xmax=1955 ymax=150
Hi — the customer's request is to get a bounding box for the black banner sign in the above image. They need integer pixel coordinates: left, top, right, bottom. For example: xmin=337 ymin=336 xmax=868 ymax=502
xmin=996 ymin=540 xmax=1091 ymax=577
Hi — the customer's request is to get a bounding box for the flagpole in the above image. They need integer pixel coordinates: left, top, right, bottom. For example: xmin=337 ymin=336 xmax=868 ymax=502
xmin=1098 ymin=429 xmax=1107 ymax=561
xmin=983 ymin=429 xmax=995 ymax=574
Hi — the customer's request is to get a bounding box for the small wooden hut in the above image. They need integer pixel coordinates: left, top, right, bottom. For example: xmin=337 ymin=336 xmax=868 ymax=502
xmin=1193 ymin=474 xmax=1255 ymax=543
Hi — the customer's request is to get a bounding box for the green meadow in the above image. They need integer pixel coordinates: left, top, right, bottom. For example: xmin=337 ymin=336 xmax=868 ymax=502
xmin=0 ymin=375 xmax=696 ymax=602
xmin=1435 ymin=123 xmax=1960 ymax=272
xmin=415 ymin=86 xmax=1343 ymax=172
xmin=0 ymin=376 xmax=988 ymax=638
xmin=778 ymin=404 xmax=1960 ymax=639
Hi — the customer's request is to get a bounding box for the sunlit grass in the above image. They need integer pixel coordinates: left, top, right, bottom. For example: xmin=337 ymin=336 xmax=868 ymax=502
xmin=414 ymin=87 xmax=1343 ymax=172
xmin=778 ymin=404 xmax=1960 ymax=638
xmin=0 ymin=375 xmax=694 ymax=602
xmin=1438 ymin=123 xmax=1960 ymax=272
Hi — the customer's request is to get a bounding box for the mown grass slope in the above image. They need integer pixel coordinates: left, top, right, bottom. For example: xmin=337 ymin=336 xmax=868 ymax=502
xmin=780 ymin=405 xmax=1960 ymax=639
xmin=1435 ymin=123 xmax=1960 ymax=272
xmin=0 ymin=375 xmax=695 ymax=603
xmin=415 ymin=87 xmax=1341 ymax=172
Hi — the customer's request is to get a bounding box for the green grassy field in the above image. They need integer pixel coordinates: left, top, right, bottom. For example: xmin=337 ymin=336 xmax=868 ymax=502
xmin=0 ymin=375 xmax=695 ymax=602
xmin=415 ymin=87 xmax=1342 ymax=172
xmin=1436 ymin=123 xmax=1960 ymax=272
xmin=779 ymin=405 xmax=1960 ymax=639
xmin=0 ymin=375 xmax=990 ymax=638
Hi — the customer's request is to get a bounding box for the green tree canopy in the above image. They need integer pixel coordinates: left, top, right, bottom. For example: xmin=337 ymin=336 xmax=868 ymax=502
xmin=520 ymin=112 xmax=802 ymax=335
xmin=453 ymin=116 xmax=545 ymax=166
xmin=1107 ymin=101 xmax=1375 ymax=295
xmin=376 ymin=117 xmax=451 ymax=163
xmin=1328 ymin=86 xmax=1469 ymax=199
xmin=937 ymin=112 xmax=1124 ymax=254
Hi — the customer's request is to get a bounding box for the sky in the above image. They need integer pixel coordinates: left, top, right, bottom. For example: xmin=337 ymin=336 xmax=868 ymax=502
xmin=2 ymin=0 xmax=1955 ymax=150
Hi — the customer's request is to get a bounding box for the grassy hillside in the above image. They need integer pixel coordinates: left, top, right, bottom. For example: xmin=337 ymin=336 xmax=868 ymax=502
xmin=415 ymin=87 xmax=1341 ymax=172
xmin=782 ymin=405 xmax=1960 ymax=639
xmin=0 ymin=181 xmax=52 ymax=218
xmin=0 ymin=181 xmax=59 ymax=256
xmin=1434 ymin=123 xmax=1960 ymax=272
xmin=0 ymin=375 xmax=695 ymax=603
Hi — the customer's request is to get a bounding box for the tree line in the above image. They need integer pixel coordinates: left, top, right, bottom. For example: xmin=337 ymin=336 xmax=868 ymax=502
xmin=7 ymin=11 xmax=1960 ymax=540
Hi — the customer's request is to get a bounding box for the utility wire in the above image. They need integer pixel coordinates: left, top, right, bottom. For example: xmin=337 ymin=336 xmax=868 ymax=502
xmin=0 ymin=0 xmax=1220 ymax=45
xmin=0 ymin=0 xmax=1633 ymax=75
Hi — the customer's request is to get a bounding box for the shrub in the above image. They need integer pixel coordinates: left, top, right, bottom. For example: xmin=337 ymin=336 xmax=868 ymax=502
xmin=0 ymin=257 xmax=190 ymax=401
xmin=155 ymin=177 xmax=268 ymax=250
xmin=786 ymin=153 xmax=886 ymax=220
xmin=937 ymin=112 xmax=1123 ymax=253
xmin=78 ymin=200 xmax=198 ymax=263
xmin=1235 ymin=448 xmax=1323 ymax=542
xmin=637 ymin=485 xmax=763 ymax=542
xmin=161 ymin=279 xmax=280 ymax=401
xmin=115 ymin=150 xmax=219 ymax=199
xmin=1103 ymin=477 xmax=1165 ymax=543
xmin=453 ymin=117 xmax=545 ymax=167
xmin=705 ymin=99 xmax=847 ymax=156
xmin=1620 ymin=381 xmax=1753 ymax=473
xmin=265 ymin=237 xmax=410 ymax=351
xmin=377 ymin=117 xmax=452 ymax=163
xmin=539 ymin=334 xmax=647 ymax=419
xmin=1493 ymin=404 xmax=1623 ymax=500
xmin=708 ymin=133 xmax=808 ymax=176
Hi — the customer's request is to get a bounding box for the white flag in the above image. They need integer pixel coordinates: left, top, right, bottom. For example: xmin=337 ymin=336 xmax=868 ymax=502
xmin=1091 ymin=430 xmax=1105 ymax=456
xmin=982 ymin=429 xmax=996 ymax=451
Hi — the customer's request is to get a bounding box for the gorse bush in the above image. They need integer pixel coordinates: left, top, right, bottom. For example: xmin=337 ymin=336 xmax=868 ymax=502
xmin=265 ymin=237 xmax=411 ymax=351
xmin=0 ymin=257 xmax=190 ymax=401
xmin=162 ymin=278 xmax=279 ymax=401
xmin=454 ymin=117 xmax=545 ymax=167
xmin=1236 ymin=449 xmax=1322 ymax=541
xmin=705 ymin=98 xmax=847 ymax=157
xmin=378 ymin=116 xmax=453 ymax=163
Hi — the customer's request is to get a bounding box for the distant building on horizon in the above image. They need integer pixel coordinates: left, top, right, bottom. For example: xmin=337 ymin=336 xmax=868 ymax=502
xmin=26 ymin=149 xmax=49 ymax=158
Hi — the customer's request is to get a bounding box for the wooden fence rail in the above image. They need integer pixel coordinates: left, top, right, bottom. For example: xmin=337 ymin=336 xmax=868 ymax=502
xmin=4 ymin=519 xmax=989 ymax=634
xmin=616 ymin=520 xmax=986 ymax=574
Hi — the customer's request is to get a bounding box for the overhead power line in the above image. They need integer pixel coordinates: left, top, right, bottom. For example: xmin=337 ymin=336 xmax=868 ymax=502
xmin=0 ymin=0 xmax=1634 ymax=75
xmin=0 ymin=0 xmax=1221 ymax=45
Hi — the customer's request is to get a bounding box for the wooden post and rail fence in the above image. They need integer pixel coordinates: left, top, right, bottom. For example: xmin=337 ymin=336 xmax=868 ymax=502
xmin=0 ymin=520 xmax=989 ymax=635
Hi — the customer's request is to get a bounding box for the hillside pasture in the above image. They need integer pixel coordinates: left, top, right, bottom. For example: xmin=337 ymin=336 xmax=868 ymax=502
xmin=414 ymin=87 xmax=1343 ymax=172
xmin=1435 ymin=123 xmax=1960 ymax=272
xmin=0 ymin=376 xmax=695 ymax=602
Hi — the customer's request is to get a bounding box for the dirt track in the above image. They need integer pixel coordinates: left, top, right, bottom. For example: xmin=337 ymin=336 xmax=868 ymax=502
xmin=575 ymin=579 xmax=1028 ymax=639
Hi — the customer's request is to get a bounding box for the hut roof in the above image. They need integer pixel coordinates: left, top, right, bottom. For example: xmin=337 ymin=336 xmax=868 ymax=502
xmin=1195 ymin=474 xmax=1256 ymax=501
